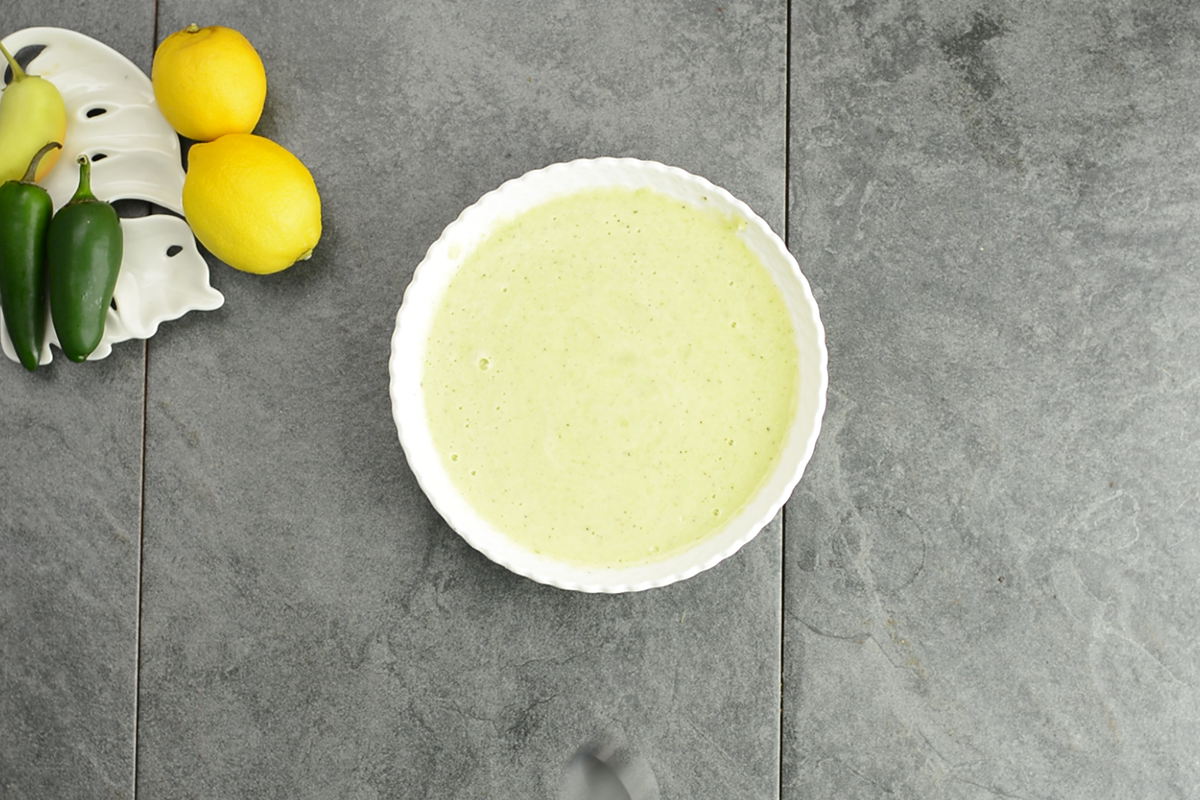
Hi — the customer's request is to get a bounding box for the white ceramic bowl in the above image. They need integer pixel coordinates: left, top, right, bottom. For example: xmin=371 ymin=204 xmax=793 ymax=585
xmin=389 ymin=158 xmax=827 ymax=592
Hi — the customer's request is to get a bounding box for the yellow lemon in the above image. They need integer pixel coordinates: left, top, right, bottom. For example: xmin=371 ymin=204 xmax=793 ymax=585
xmin=152 ymin=24 xmax=266 ymax=141
xmin=183 ymin=134 xmax=321 ymax=275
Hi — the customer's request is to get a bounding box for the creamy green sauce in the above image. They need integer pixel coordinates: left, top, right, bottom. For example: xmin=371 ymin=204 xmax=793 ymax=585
xmin=423 ymin=187 xmax=798 ymax=568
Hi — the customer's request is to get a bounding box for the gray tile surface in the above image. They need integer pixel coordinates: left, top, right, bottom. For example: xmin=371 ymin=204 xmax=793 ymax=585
xmin=784 ymin=2 xmax=1200 ymax=798
xmin=4 ymin=1 xmax=1200 ymax=799
xmin=0 ymin=8 xmax=154 ymax=800
xmin=137 ymin=1 xmax=786 ymax=798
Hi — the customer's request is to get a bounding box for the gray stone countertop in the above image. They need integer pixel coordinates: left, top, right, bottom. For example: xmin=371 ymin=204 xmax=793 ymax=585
xmin=2 ymin=2 xmax=1197 ymax=798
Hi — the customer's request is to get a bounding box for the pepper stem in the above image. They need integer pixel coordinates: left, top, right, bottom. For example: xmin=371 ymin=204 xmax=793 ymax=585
xmin=0 ymin=41 xmax=27 ymax=82
xmin=21 ymin=142 xmax=62 ymax=183
xmin=69 ymin=154 xmax=97 ymax=204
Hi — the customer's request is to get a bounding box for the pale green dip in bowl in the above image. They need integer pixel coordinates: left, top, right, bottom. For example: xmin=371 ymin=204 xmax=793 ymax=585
xmin=390 ymin=159 xmax=827 ymax=592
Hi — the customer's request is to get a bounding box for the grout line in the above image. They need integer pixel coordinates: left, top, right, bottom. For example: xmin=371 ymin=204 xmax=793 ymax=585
xmin=131 ymin=8 xmax=159 ymax=797
xmin=782 ymin=6 xmax=792 ymax=253
xmin=779 ymin=3 xmax=793 ymax=799
xmin=132 ymin=341 xmax=148 ymax=800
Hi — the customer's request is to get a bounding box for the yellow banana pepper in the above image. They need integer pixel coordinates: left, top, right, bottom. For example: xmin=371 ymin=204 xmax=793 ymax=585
xmin=0 ymin=40 xmax=66 ymax=183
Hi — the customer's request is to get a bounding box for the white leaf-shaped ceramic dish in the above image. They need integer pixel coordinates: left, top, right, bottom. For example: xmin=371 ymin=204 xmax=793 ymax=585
xmin=0 ymin=27 xmax=223 ymax=365
xmin=390 ymin=158 xmax=828 ymax=592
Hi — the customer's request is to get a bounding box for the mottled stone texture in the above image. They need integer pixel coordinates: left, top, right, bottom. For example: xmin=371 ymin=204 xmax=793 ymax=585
xmin=0 ymin=7 xmax=154 ymax=800
xmin=7 ymin=1 xmax=1200 ymax=798
xmin=784 ymin=2 xmax=1200 ymax=799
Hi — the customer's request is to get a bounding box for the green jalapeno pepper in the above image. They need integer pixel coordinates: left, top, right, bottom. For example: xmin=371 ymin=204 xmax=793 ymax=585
xmin=0 ymin=142 xmax=61 ymax=371
xmin=48 ymin=155 xmax=123 ymax=362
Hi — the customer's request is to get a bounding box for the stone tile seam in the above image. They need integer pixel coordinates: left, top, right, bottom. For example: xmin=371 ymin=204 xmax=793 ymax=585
xmin=131 ymin=7 xmax=159 ymax=799
xmin=778 ymin=1 xmax=793 ymax=798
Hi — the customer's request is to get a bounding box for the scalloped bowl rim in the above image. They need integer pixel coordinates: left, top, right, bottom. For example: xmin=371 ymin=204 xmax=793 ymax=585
xmin=390 ymin=157 xmax=827 ymax=592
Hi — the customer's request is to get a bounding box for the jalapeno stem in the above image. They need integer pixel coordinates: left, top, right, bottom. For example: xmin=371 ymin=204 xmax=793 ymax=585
xmin=0 ymin=41 xmax=28 ymax=82
xmin=20 ymin=141 xmax=62 ymax=183
xmin=68 ymin=154 xmax=98 ymax=205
